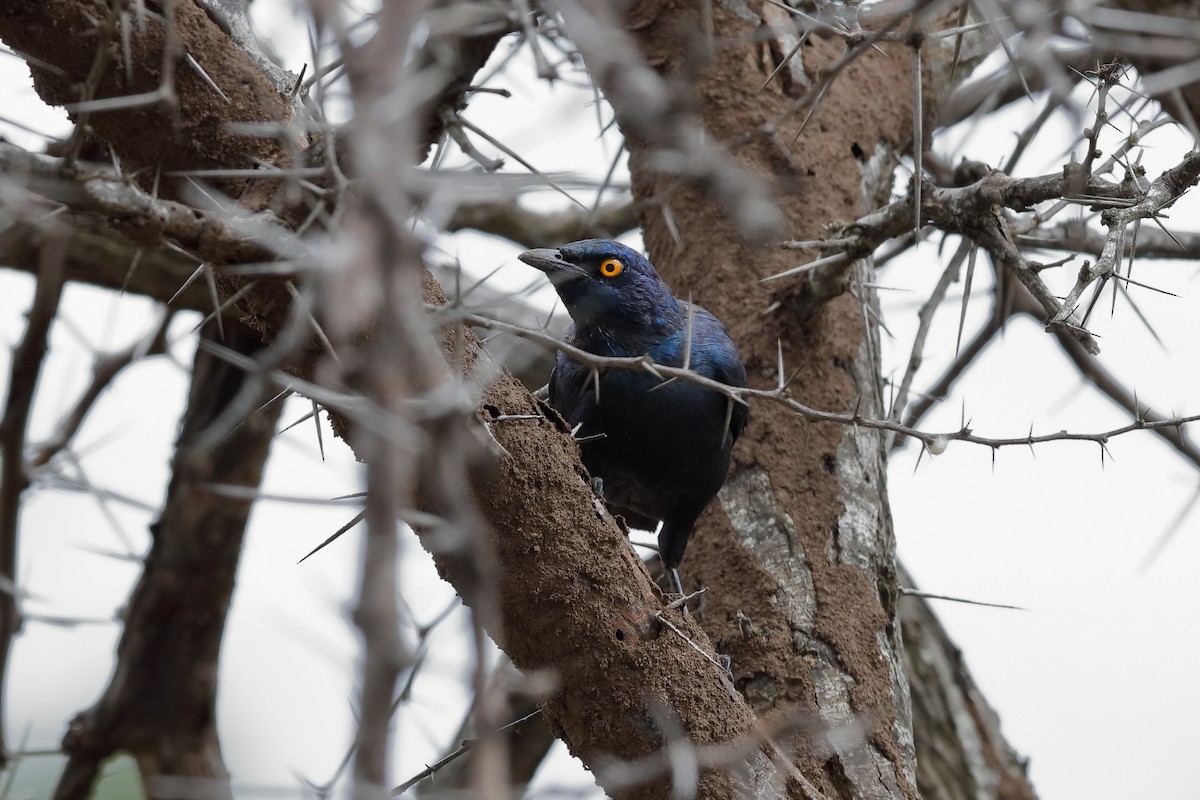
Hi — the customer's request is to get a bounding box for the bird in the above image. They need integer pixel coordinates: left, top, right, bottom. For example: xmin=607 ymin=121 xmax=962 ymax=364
xmin=519 ymin=239 xmax=748 ymax=596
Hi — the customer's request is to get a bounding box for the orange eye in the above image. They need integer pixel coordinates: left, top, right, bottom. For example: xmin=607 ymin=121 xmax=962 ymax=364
xmin=599 ymin=258 xmax=623 ymax=278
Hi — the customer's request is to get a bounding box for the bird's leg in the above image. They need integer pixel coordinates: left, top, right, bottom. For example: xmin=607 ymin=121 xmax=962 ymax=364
xmin=668 ymin=567 xmax=684 ymax=597
xmin=591 ymin=476 xmax=604 ymax=500
xmin=666 ymin=568 xmax=694 ymax=617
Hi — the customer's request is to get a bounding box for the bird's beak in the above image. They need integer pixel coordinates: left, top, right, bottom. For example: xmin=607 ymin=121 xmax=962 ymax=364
xmin=518 ymin=248 xmax=566 ymax=273
xmin=518 ymin=248 xmax=585 ymax=283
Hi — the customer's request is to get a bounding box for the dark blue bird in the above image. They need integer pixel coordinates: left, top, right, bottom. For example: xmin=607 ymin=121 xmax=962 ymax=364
xmin=519 ymin=239 xmax=748 ymax=596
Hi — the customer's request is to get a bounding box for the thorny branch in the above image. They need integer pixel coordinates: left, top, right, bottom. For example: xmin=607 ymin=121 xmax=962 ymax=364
xmin=1011 ymin=289 xmax=1200 ymax=471
xmin=391 ymin=710 xmax=542 ymax=796
xmin=328 ymin=4 xmax=513 ymax=795
xmin=455 ymin=310 xmax=1199 ymax=456
xmin=0 ymin=142 xmax=287 ymax=271
xmin=445 ymin=199 xmax=638 ymax=248
xmin=404 ymin=658 xmax=554 ymax=796
xmin=885 ymin=239 xmax=972 ymax=444
xmin=333 ymin=7 xmax=423 ymax=792
xmin=892 ymin=294 xmax=1010 ymax=450
xmin=1017 ymin=217 xmax=1200 ymax=260
xmin=27 ymin=309 xmax=173 ymax=470
xmin=890 ymin=271 xmax=1200 ymax=473
xmin=773 ymin=144 xmax=1200 ymax=355
xmin=0 ymin=139 xmax=633 ymax=295
xmin=0 ymin=243 xmax=65 ymax=766
xmin=1050 ymin=151 xmax=1200 ymax=325
xmin=7 ymin=129 xmax=1199 ymax=462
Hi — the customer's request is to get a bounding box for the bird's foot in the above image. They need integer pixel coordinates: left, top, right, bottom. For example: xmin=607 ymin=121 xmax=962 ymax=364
xmin=591 ymin=476 xmax=605 ymax=501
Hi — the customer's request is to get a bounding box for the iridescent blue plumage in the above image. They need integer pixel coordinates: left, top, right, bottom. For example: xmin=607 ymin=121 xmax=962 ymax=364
xmin=519 ymin=239 xmax=748 ymax=594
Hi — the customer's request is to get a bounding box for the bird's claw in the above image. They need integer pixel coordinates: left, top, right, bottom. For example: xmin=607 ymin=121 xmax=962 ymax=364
xmin=591 ymin=476 xmax=605 ymax=500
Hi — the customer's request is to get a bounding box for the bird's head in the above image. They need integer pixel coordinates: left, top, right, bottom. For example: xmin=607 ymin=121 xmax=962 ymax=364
xmin=519 ymin=239 xmax=681 ymax=334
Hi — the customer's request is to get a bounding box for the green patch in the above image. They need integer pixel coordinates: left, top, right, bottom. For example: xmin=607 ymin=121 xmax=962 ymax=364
xmin=91 ymin=755 xmax=145 ymax=800
xmin=0 ymin=752 xmax=145 ymax=800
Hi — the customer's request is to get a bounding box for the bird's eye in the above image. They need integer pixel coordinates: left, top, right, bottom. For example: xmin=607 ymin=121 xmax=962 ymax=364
xmin=599 ymin=258 xmax=624 ymax=278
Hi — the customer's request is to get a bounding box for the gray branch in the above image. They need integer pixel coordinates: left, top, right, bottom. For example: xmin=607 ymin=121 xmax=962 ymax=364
xmin=1050 ymin=151 xmax=1200 ymax=325
xmin=446 ymin=199 xmax=638 ymax=248
xmin=1018 ymin=218 xmax=1200 ymax=260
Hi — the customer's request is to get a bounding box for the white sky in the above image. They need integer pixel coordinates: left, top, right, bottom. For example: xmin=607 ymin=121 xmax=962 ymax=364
xmin=1 ymin=3 xmax=1198 ymax=799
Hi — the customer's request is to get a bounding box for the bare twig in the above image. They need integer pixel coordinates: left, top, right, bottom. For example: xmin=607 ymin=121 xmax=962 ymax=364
xmin=1017 ymin=217 xmax=1200 ymax=260
xmin=899 ymin=587 xmax=1027 ymax=611
xmin=0 ymin=241 xmax=65 ymax=767
xmin=885 ymin=240 xmax=970 ymax=448
xmin=391 ymin=710 xmax=543 ymax=796
xmin=445 ymin=199 xmax=637 ymax=248
xmin=1050 ymin=151 xmax=1200 ymax=325
xmin=27 ymin=309 xmax=172 ymax=469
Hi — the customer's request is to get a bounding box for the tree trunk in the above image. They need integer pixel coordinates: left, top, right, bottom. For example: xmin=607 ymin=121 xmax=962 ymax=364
xmin=900 ymin=568 xmax=1037 ymax=800
xmin=54 ymin=321 xmax=281 ymax=800
xmin=614 ymin=1 xmax=920 ymax=796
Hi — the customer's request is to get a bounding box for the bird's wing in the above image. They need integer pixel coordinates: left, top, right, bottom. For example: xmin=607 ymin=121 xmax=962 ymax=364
xmin=547 ymin=323 xmax=571 ymax=410
xmin=683 ymin=303 xmax=749 ymax=444
xmin=713 ymin=359 xmax=749 ymax=444
xmin=728 ymin=392 xmax=749 ymax=444
xmin=547 ymin=328 xmax=595 ymax=431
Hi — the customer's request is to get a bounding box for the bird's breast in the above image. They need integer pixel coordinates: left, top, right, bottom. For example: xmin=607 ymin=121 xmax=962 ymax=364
xmin=568 ymin=369 xmax=734 ymax=519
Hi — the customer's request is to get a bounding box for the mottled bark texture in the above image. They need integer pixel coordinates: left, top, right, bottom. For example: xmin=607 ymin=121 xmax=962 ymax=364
xmin=54 ymin=322 xmax=281 ymax=800
xmin=0 ymin=1 xmax=294 ymax=202
xmin=901 ymin=569 xmax=1037 ymax=800
xmin=613 ymin=1 xmax=920 ymax=797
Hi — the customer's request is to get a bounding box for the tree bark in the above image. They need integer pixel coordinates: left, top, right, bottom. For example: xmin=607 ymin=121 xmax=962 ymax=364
xmin=611 ymin=1 xmax=920 ymax=796
xmin=900 ymin=569 xmax=1037 ymax=800
xmin=0 ymin=1 xmax=294 ymax=202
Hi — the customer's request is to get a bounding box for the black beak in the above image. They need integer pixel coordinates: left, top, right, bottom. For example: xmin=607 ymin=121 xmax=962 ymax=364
xmin=518 ymin=248 xmax=566 ymax=272
xmin=518 ymin=248 xmax=585 ymax=283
